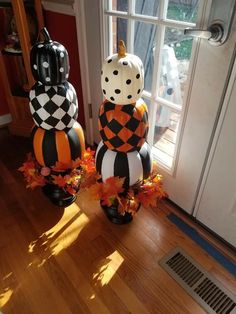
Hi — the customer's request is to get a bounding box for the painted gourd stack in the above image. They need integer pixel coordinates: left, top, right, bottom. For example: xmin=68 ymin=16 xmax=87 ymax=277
xmin=29 ymin=28 xmax=85 ymax=205
xmin=96 ymin=40 xmax=152 ymax=223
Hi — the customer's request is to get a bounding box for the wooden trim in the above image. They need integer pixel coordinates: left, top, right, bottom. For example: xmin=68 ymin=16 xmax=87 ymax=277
xmin=0 ymin=52 xmax=17 ymax=119
xmin=34 ymin=0 xmax=45 ymax=31
xmin=11 ymin=0 xmax=35 ymax=89
xmin=42 ymin=1 xmax=75 ymax=16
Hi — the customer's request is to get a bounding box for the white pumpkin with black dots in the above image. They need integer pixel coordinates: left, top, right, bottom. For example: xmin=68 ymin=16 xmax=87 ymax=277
xmin=95 ymin=140 xmax=152 ymax=189
xmin=101 ymin=41 xmax=144 ymax=105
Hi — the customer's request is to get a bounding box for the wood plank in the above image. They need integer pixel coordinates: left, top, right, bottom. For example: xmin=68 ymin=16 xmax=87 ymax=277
xmin=0 ymin=127 xmax=235 ymax=313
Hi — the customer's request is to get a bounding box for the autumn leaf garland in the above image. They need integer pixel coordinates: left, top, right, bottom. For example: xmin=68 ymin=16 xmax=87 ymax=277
xmin=19 ymin=148 xmax=97 ymax=194
xmin=88 ymin=162 xmax=167 ymax=216
xmin=19 ymin=151 xmax=167 ymax=214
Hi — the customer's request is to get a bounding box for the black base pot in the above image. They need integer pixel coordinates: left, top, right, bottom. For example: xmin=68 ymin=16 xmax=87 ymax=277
xmin=100 ymin=201 xmax=141 ymax=225
xmin=100 ymin=202 xmax=133 ymax=224
xmin=42 ymin=184 xmax=76 ymax=207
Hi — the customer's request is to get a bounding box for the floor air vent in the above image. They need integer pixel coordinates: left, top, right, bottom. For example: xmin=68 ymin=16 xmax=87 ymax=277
xmin=159 ymin=248 xmax=236 ymax=314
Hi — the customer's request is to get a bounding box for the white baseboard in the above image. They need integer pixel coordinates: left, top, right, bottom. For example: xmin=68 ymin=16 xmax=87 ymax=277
xmin=42 ymin=1 xmax=75 ymax=16
xmin=0 ymin=113 xmax=12 ymax=126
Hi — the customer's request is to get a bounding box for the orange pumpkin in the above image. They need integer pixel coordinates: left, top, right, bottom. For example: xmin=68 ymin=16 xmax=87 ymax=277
xmin=98 ymin=98 xmax=148 ymax=152
xmin=32 ymin=122 xmax=85 ymax=168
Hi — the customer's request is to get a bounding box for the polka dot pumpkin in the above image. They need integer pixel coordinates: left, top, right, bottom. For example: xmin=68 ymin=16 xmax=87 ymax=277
xmin=101 ymin=41 xmax=144 ymax=105
xmin=98 ymin=98 xmax=148 ymax=152
xmin=30 ymin=28 xmax=70 ymax=86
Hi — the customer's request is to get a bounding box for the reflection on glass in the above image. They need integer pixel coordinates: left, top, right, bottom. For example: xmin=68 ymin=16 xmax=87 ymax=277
xmin=112 ymin=17 xmax=128 ymax=54
xmin=112 ymin=0 xmax=128 ymax=12
xmin=134 ymin=21 xmax=157 ymax=92
xmin=143 ymin=97 xmax=151 ymax=110
xmin=158 ymin=27 xmax=193 ymax=105
xmin=135 ymin=0 xmax=160 ymax=17
xmin=154 ymin=107 xmax=180 ymax=167
xmin=167 ymin=0 xmax=199 ymax=23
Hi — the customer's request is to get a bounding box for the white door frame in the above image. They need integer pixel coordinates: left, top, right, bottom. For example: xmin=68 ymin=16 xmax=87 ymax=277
xmin=74 ymin=0 xmax=94 ymax=145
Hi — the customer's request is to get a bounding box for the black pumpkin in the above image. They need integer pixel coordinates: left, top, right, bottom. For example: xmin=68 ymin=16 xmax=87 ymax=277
xmin=30 ymin=28 xmax=70 ymax=85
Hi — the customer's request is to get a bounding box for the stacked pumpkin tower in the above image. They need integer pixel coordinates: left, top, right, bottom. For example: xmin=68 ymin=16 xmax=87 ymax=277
xmin=29 ymin=28 xmax=85 ymax=206
xmin=96 ymin=40 xmax=152 ymax=224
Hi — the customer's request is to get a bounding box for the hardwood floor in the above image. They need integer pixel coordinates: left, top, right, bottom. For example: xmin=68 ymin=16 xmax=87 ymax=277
xmin=0 ymin=127 xmax=235 ymax=314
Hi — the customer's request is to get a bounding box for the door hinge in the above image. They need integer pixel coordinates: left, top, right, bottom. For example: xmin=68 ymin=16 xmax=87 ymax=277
xmin=88 ymin=103 xmax=93 ymax=119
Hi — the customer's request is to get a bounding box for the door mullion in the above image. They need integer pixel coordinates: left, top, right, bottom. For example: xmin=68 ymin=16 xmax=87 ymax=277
xmin=107 ymin=0 xmax=111 ymax=10
xmin=147 ymin=0 xmax=166 ymax=146
xmin=127 ymin=0 xmax=135 ymax=53
xmin=108 ymin=15 xmax=113 ymax=55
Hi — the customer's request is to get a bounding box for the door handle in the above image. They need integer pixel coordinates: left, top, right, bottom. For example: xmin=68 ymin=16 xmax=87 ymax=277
xmin=184 ymin=0 xmax=236 ymax=46
xmin=184 ymin=22 xmax=224 ymax=46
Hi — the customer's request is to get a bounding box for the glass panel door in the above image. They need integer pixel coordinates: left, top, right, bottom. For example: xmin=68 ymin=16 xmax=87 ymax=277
xmin=101 ymin=0 xmax=236 ymax=213
xmin=103 ymin=0 xmax=201 ymax=173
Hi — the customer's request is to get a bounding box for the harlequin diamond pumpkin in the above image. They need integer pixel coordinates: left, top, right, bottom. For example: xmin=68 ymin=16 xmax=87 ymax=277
xmin=95 ymin=141 xmax=152 ymax=189
xmin=101 ymin=40 xmax=144 ymax=105
xmin=32 ymin=122 xmax=85 ymax=168
xmin=98 ymin=98 xmax=148 ymax=152
xmin=30 ymin=28 xmax=70 ymax=85
xmin=29 ymin=81 xmax=78 ymax=130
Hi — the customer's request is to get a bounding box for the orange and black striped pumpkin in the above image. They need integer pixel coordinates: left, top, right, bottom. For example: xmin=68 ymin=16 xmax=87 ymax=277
xmin=98 ymin=98 xmax=148 ymax=152
xmin=32 ymin=122 xmax=85 ymax=168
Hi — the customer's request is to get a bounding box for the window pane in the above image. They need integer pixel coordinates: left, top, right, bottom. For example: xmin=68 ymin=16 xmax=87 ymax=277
xmin=158 ymin=27 xmax=193 ymax=106
xmin=134 ymin=21 xmax=157 ymax=92
xmin=135 ymin=0 xmax=160 ymax=17
xmin=111 ymin=16 xmax=128 ymax=54
xmin=112 ymin=0 xmax=128 ymax=12
xmin=167 ymin=0 xmax=199 ymax=23
xmin=154 ymin=107 xmax=180 ymax=168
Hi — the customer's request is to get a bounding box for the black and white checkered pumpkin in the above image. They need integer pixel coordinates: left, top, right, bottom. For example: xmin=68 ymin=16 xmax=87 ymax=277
xmin=95 ymin=140 xmax=152 ymax=189
xmin=30 ymin=28 xmax=70 ymax=85
xmin=101 ymin=41 xmax=144 ymax=105
xmin=29 ymin=81 xmax=78 ymax=130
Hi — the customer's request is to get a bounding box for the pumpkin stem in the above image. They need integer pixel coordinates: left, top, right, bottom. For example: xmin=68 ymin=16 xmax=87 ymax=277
xmin=118 ymin=40 xmax=126 ymax=58
xmin=40 ymin=27 xmax=52 ymax=42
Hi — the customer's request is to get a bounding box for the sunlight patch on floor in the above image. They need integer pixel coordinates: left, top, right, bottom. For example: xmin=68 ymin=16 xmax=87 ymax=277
xmin=50 ymin=212 xmax=89 ymax=256
xmin=2 ymin=272 xmax=13 ymax=281
xmin=45 ymin=202 xmax=84 ymax=237
xmin=93 ymin=250 xmax=124 ymax=286
xmin=0 ymin=287 xmax=13 ymax=308
xmin=28 ymin=203 xmax=89 ymax=265
xmin=89 ymin=294 xmax=96 ymax=300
